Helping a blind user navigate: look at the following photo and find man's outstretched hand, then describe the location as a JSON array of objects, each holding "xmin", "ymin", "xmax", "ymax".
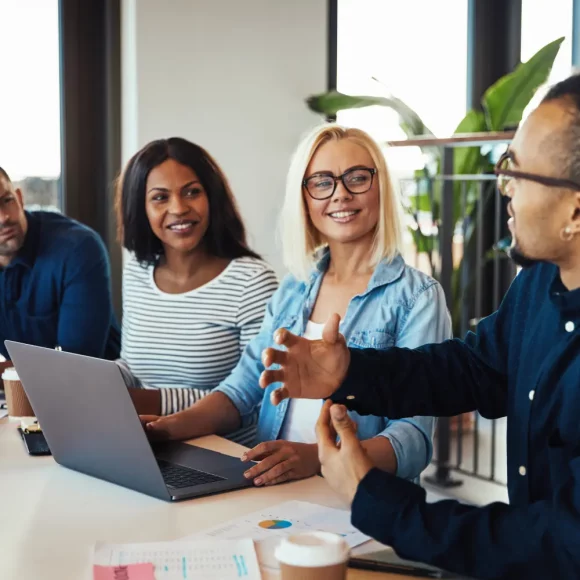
[{"xmin": 259, "ymin": 313, "xmax": 350, "ymax": 405}]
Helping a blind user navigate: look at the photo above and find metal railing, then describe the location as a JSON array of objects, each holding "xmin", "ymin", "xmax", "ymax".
[{"xmin": 388, "ymin": 132, "xmax": 516, "ymax": 487}]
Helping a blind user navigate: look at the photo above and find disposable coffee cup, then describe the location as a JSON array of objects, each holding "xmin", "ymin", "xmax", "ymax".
[
  {"xmin": 2, "ymin": 367, "xmax": 34, "ymax": 417},
  {"xmin": 275, "ymin": 532, "xmax": 350, "ymax": 580}
]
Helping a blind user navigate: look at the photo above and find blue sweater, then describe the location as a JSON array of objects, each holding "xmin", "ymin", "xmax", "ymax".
[
  {"xmin": 0, "ymin": 211, "xmax": 120, "ymax": 360},
  {"xmin": 334, "ymin": 261, "xmax": 580, "ymax": 579}
]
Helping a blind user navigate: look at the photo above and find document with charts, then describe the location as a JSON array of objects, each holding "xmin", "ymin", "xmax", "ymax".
[
  {"xmin": 182, "ymin": 500, "xmax": 369, "ymax": 570},
  {"xmin": 93, "ymin": 538, "xmax": 261, "ymax": 579}
]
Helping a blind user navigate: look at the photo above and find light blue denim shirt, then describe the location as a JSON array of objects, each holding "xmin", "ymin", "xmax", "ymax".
[{"xmin": 215, "ymin": 250, "xmax": 452, "ymax": 481}]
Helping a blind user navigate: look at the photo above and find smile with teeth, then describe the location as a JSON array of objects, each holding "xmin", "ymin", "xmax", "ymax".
[
  {"xmin": 168, "ymin": 221, "xmax": 196, "ymax": 231},
  {"xmin": 328, "ymin": 209, "xmax": 360, "ymax": 222}
]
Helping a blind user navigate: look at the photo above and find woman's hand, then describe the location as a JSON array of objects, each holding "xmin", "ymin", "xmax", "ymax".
[
  {"xmin": 241, "ymin": 440, "xmax": 320, "ymax": 486},
  {"xmin": 139, "ymin": 414, "xmax": 191, "ymax": 441}
]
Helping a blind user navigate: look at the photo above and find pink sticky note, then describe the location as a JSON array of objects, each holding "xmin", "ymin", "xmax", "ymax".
[{"xmin": 93, "ymin": 563, "xmax": 155, "ymax": 580}]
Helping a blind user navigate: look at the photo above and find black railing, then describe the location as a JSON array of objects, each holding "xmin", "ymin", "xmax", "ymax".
[{"xmin": 389, "ymin": 133, "xmax": 516, "ymax": 487}]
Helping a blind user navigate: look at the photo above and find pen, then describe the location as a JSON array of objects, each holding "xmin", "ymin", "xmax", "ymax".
[{"xmin": 348, "ymin": 558, "xmax": 443, "ymax": 578}]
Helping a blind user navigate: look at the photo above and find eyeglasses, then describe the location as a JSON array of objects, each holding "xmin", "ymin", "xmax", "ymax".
[
  {"xmin": 302, "ymin": 167, "xmax": 377, "ymax": 200},
  {"xmin": 494, "ymin": 152, "xmax": 580, "ymax": 196}
]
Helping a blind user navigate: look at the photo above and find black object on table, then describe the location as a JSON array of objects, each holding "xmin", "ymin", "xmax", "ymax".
[
  {"xmin": 349, "ymin": 549, "xmax": 470, "ymax": 578},
  {"xmin": 17, "ymin": 427, "xmax": 51, "ymax": 456}
]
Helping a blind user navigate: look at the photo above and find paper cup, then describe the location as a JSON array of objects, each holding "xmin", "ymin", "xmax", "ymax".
[
  {"xmin": 2, "ymin": 367, "xmax": 34, "ymax": 417},
  {"xmin": 275, "ymin": 532, "xmax": 350, "ymax": 580}
]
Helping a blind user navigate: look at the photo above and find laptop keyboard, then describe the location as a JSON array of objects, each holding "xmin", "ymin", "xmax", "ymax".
[{"xmin": 157, "ymin": 459, "xmax": 226, "ymax": 489}]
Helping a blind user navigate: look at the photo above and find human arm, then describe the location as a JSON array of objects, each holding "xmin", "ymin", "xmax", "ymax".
[
  {"xmin": 317, "ymin": 400, "xmax": 580, "ymax": 580},
  {"xmin": 261, "ymin": 273, "xmax": 521, "ymax": 420},
  {"xmin": 143, "ymin": 391, "xmax": 241, "ymax": 440},
  {"xmin": 56, "ymin": 234, "xmax": 116, "ymax": 357},
  {"xmin": 352, "ymin": 462, "xmax": 580, "ymax": 579}
]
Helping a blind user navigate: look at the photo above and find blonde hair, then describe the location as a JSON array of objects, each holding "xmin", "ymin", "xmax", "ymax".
[{"xmin": 280, "ymin": 124, "xmax": 403, "ymax": 280}]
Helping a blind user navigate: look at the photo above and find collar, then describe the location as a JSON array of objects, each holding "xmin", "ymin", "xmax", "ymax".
[
  {"xmin": 549, "ymin": 268, "xmax": 580, "ymax": 318},
  {"xmin": 311, "ymin": 246, "xmax": 405, "ymax": 293},
  {"xmin": 7, "ymin": 211, "xmax": 40, "ymax": 270}
]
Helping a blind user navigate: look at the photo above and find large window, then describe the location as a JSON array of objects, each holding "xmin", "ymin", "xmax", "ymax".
[
  {"xmin": 521, "ymin": 0, "xmax": 573, "ymax": 85},
  {"xmin": 0, "ymin": 0, "xmax": 61, "ymax": 210},
  {"xmin": 336, "ymin": 0, "xmax": 469, "ymax": 175}
]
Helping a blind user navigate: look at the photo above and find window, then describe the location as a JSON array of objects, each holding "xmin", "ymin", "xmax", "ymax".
[
  {"xmin": 336, "ymin": 0, "xmax": 469, "ymax": 175},
  {"xmin": 0, "ymin": 0, "xmax": 61, "ymax": 210},
  {"xmin": 521, "ymin": 0, "xmax": 573, "ymax": 86}
]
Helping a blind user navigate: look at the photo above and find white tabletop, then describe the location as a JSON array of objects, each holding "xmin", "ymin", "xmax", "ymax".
[{"xmin": 0, "ymin": 417, "xmax": 398, "ymax": 580}]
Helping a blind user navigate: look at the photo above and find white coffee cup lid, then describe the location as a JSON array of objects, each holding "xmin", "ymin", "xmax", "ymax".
[
  {"xmin": 2, "ymin": 367, "xmax": 19, "ymax": 380},
  {"xmin": 275, "ymin": 532, "xmax": 350, "ymax": 567}
]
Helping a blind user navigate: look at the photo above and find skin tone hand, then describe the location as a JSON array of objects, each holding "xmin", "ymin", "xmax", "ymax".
[
  {"xmin": 139, "ymin": 392, "xmax": 242, "ymax": 441},
  {"xmin": 139, "ymin": 414, "xmax": 186, "ymax": 441},
  {"xmin": 240, "ymin": 441, "xmax": 320, "ymax": 486},
  {"xmin": 316, "ymin": 400, "xmax": 374, "ymax": 505},
  {"xmin": 260, "ymin": 313, "xmax": 351, "ymax": 405}
]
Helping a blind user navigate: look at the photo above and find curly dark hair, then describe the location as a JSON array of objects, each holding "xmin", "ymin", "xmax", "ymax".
[{"xmin": 116, "ymin": 137, "xmax": 260, "ymax": 265}]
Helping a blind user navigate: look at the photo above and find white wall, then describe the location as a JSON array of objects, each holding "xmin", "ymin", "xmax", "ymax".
[{"xmin": 121, "ymin": 0, "xmax": 328, "ymax": 274}]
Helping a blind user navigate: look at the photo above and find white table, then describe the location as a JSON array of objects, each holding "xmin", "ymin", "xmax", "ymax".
[{"xmin": 0, "ymin": 417, "xmax": 402, "ymax": 580}]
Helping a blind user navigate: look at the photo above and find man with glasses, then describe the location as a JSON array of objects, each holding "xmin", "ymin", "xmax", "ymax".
[
  {"xmin": 259, "ymin": 73, "xmax": 580, "ymax": 579},
  {"xmin": 0, "ymin": 167, "xmax": 120, "ymax": 361}
]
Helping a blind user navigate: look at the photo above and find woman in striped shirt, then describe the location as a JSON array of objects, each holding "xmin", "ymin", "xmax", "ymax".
[{"xmin": 116, "ymin": 137, "xmax": 278, "ymax": 445}]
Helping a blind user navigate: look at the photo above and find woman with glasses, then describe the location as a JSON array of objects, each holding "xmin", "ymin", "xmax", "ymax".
[{"xmin": 142, "ymin": 125, "xmax": 451, "ymax": 486}]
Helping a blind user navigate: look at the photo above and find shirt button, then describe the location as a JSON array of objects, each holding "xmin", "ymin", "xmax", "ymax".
[
  {"xmin": 346, "ymin": 395, "xmax": 355, "ymax": 400},
  {"xmin": 565, "ymin": 321, "xmax": 575, "ymax": 332},
  {"xmin": 529, "ymin": 390, "xmax": 535, "ymax": 401},
  {"xmin": 519, "ymin": 465, "xmax": 527, "ymax": 476}
]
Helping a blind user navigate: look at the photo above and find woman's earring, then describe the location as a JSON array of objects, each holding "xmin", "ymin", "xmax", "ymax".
[{"xmin": 560, "ymin": 226, "xmax": 575, "ymax": 242}]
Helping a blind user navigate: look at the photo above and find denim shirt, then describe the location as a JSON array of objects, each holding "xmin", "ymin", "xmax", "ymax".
[{"xmin": 215, "ymin": 250, "xmax": 452, "ymax": 480}]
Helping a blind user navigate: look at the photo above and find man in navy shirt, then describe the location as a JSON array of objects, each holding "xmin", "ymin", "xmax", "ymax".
[
  {"xmin": 260, "ymin": 74, "xmax": 580, "ymax": 579},
  {"xmin": 0, "ymin": 167, "xmax": 120, "ymax": 360}
]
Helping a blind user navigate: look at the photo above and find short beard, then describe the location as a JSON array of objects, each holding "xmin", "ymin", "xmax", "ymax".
[{"xmin": 508, "ymin": 242, "xmax": 538, "ymax": 269}]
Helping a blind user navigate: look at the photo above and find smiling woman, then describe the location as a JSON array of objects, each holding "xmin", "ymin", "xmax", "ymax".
[{"xmin": 115, "ymin": 138, "xmax": 278, "ymax": 445}]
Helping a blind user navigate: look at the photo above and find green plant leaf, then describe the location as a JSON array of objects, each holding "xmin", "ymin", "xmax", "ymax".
[
  {"xmin": 482, "ymin": 37, "xmax": 564, "ymax": 131},
  {"xmin": 453, "ymin": 109, "xmax": 487, "ymax": 176},
  {"xmin": 407, "ymin": 192, "xmax": 434, "ymax": 213},
  {"xmin": 412, "ymin": 230, "xmax": 435, "ymax": 254},
  {"xmin": 306, "ymin": 90, "xmax": 435, "ymax": 137}
]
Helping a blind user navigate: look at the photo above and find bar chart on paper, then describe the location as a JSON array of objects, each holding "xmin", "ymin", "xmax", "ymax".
[{"xmin": 93, "ymin": 539, "xmax": 261, "ymax": 579}]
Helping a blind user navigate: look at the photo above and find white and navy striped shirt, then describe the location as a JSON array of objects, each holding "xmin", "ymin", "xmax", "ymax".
[{"xmin": 119, "ymin": 254, "xmax": 278, "ymax": 445}]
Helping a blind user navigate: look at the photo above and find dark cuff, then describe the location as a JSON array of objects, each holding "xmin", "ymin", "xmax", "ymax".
[
  {"xmin": 351, "ymin": 467, "xmax": 424, "ymax": 544},
  {"xmin": 330, "ymin": 348, "xmax": 368, "ymax": 410}
]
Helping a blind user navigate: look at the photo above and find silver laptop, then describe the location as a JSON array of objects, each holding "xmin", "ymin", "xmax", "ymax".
[{"xmin": 5, "ymin": 341, "xmax": 253, "ymax": 501}]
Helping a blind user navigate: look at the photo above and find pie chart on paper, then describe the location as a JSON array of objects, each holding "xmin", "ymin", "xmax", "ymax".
[{"xmin": 258, "ymin": 519, "xmax": 293, "ymax": 530}]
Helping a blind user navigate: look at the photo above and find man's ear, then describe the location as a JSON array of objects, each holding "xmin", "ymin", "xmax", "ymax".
[{"xmin": 14, "ymin": 188, "xmax": 24, "ymax": 208}]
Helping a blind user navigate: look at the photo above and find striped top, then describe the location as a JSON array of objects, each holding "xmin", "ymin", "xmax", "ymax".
[{"xmin": 119, "ymin": 254, "xmax": 278, "ymax": 444}]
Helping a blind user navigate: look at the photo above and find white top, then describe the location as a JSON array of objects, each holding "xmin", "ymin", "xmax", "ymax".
[
  {"xmin": 120, "ymin": 255, "xmax": 278, "ymax": 432},
  {"xmin": 279, "ymin": 321, "xmax": 325, "ymax": 444}
]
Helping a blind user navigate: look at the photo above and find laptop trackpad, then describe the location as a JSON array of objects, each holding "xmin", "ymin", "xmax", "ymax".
[{"xmin": 152, "ymin": 441, "xmax": 246, "ymax": 474}]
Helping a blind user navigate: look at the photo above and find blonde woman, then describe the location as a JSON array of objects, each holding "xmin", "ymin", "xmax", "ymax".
[{"xmin": 142, "ymin": 124, "xmax": 451, "ymax": 487}]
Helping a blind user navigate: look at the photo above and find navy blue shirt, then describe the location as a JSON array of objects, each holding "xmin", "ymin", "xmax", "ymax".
[
  {"xmin": 335, "ymin": 262, "xmax": 580, "ymax": 579},
  {"xmin": 0, "ymin": 211, "xmax": 120, "ymax": 360}
]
